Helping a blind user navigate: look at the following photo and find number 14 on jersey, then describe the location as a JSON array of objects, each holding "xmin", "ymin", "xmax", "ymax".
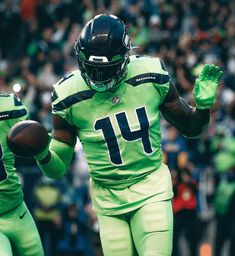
[{"xmin": 94, "ymin": 106, "xmax": 153, "ymax": 165}]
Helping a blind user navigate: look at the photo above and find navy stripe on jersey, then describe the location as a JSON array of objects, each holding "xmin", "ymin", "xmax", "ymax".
[
  {"xmin": 53, "ymin": 90, "xmax": 95, "ymax": 111},
  {"xmin": 125, "ymin": 73, "xmax": 170, "ymax": 86},
  {"xmin": 0, "ymin": 93, "xmax": 10, "ymax": 97},
  {"xmin": 58, "ymin": 74, "xmax": 74, "ymax": 85},
  {"xmin": 160, "ymin": 60, "xmax": 167, "ymax": 71},
  {"xmin": 14, "ymin": 95, "xmax": 23, "ymax": 106},
  {"xmin": 51, "ymin": 90, "xmax": 58, "ymax": 103},
  {"xmin": 0, "ymin": 109, "xmax": 27, "ymax": 120}
]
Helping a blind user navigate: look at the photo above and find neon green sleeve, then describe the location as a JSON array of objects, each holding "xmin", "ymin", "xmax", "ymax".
[{"xmin": 36, "ymin": 138, "xmax": 74, "ymax": 179}]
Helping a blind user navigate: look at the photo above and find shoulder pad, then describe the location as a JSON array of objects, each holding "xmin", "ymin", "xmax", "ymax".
[
  {"xmin": 51, "ymin": 70, "xmax": 95, "ymax": 111},
  {"xmin": 126, "ymin": 55, "xmax": 170, "ymax": 86},
  {"xmin": 0, "ymin": 94, "xmax": 27, "ymax": 120}
]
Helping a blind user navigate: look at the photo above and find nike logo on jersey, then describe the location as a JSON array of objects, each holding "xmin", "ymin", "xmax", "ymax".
[{"xmin": 19, "ymin": 210, "xmax": 27, "ymax": 219}]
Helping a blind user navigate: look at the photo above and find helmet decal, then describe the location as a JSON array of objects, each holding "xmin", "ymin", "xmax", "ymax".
[{"xmin": 89, "ymin": 56, "xmax": 109, "ymax": 62}]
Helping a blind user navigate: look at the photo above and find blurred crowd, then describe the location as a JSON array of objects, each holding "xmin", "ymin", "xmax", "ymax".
[{"xmin": 0, "ymin": 0, "xmax": 235, "ymax": 255}]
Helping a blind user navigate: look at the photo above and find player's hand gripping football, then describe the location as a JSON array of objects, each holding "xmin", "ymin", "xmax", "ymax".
[
  {"xmin": 193, "ymin": 64, "xmax": 223, "ymax": 109},
  {"xmin": 7, "ymin": 120, "xmax": 50, "ymax": 159}
]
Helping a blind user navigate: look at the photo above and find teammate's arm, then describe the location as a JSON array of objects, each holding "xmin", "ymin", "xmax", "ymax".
[
  {"xmin": 160, "ymin": 64, "xmax": 223, "ymax": 138},
  {"xmin": 35, "ymin": 115, "xmax": 77, "ymax": 179}
]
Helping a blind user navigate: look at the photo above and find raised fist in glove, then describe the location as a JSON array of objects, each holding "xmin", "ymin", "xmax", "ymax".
[{"xmin": 193, "ymin": 64, "xmax": 223, "ymax": 109}]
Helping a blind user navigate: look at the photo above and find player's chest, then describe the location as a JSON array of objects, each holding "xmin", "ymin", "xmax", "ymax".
[{"xmin": 72, "ymin": 85, "xmax": 161, "ymax": 134}]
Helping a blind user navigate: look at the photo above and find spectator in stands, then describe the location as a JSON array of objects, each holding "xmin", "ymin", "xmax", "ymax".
[
  {"xmin": 57, "ymin": 203, "xmax": 93, "ymax": 256},
  {"xmin": 33, "ymin": 178, "xmax": 63, "ymax": 256},
  {"xmin": 213, "ymin": 169, "xmax": 235, "ymax": 256},
  {"xmin": 213, "ymin": 135, "xmax": 235, "ymax": 256},
  {"xmin": 162, "ymin": 125, "xmax": 188, "ymax": 172},
  {"xmin": 172, "ymin": 163, "xmax": 200, "ymax": 256}
]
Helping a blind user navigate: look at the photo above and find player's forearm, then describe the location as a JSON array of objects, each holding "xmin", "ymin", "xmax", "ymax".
[
  {"xmin": 161, "ymin": 64, "xmax": 223, "ymax": 138},
  {"xmin": 184, "ymin": 107, "xmax": 210, "ymax": 138},
  {"xmin": 37, "ymin": 151, "xmax": 68, "ymax": 179},
  {"xmin": 36, "ymin": 138, "xmax": 74, "ymax": 179},
  {"xmin": 161, "ymin": 98, "xmax": 210, "ymax": 138}
]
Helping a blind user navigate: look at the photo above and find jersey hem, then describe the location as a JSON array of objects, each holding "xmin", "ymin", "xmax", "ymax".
[
  {"xmin": 93, "ymin": 192, "xmax": 174, "ymax": 216},
  {"xmin": 0, "ymin": 199, "xmax": 23, "ymax": 217}
]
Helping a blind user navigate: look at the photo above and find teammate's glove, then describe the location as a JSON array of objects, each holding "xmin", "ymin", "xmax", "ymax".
[{"xmin": 193, "ymin": 64, "xmax": 223, "ymax": 109}]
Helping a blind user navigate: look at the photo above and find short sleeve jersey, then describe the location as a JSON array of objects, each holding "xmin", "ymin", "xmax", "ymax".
[
  {"xmin": 52, "ymin": 56, "xmax": 170, "ymax": 189},
  {"xmin": 0, "ymin": 93, "xmax": 28, "ymax": 214}
]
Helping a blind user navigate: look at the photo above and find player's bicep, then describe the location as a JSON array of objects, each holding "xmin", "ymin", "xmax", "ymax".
[{"xmin": 52, "ymin": 114, "xmax": 77, "ymax": 147}]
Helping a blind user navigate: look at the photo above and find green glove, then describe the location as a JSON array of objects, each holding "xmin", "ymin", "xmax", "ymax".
[{"xmin": 193, "ymin": 64, "xmax": 223, "ymax": 109}]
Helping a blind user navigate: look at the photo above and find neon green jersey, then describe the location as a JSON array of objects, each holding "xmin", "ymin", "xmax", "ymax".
[
  {"xmin": 52, "ymin": 56, "xmax": 170, "ymax": 189},
  {"xmin": 0, "ymin": 93, "xmax": 28, "ymax": 215}
]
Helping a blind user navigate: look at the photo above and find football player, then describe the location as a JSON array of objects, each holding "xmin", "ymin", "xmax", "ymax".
[
  {"xmin": 33, "ymin": 14, "xmax": 223, "ymax": 255},
  {"xmin": 0, "ymin": 93, "xmax": 44, "ymax": 256}
]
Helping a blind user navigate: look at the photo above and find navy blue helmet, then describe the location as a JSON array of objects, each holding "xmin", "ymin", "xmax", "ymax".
[{"xmin": 74, "ymin": 14, "xmax": 131, "ymax": 92}]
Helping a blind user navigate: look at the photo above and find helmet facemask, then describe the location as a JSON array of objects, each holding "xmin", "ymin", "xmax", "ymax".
[
  {"xmin": 78, "ymin": 54, "xmax": 130, "ymax": 92},
  {"xmin": 74, "ymin": 14, "xmax": 131, "ymax": 92}
]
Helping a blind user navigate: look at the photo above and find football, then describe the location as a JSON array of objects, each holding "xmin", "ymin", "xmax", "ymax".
[{"xmin": 7, "ymin": 120, "xmax": 49, "ymax": 157}]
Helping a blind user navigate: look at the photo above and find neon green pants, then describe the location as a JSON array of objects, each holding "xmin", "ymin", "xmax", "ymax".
[
  {"xmin": 0, "ymin": 201, "xmax": 44, "ymax": 256},
  {"xmin": 97, "ymin": 200, "xmax": 173, "ymax": 256}
]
